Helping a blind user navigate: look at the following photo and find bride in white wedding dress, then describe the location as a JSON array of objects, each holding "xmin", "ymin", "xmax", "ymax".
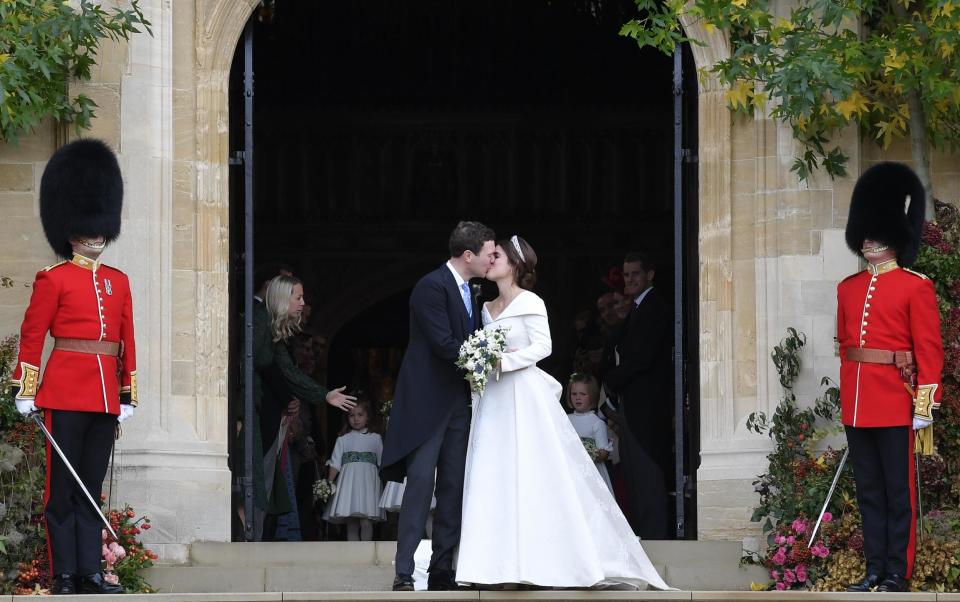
[{"xmin": 455, "ymin": 236, "xmax": 671, "ymax": 590}]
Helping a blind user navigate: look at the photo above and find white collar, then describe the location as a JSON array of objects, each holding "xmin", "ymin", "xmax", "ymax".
[
  {"xmin": 573, "ymin": 410, "xmax": 594, "ymax": 416},
  {"xmin": 445, "ymin": 261, "xmax": 467, "ymax": 288},
  {"xmin": 634, "ymin": 286, "xmax": 653, "ymax": 306}
]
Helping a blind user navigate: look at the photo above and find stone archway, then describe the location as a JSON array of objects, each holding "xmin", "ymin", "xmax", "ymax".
[{"xmin": 191, "ymin": 0, "xmax": 737, "ymax": 539}]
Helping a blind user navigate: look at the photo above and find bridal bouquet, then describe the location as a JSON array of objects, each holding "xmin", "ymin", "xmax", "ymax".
[
  {"xmin": 312, "ymin": 478, "xmax": 336, "ymax": 503},
  {"xmin": 582, "ymin": 439, "xmax": 602, "ymax": 462},
  {"xmin": 456, "ymin": 327, "xmax": 509, "ymax": 395}
]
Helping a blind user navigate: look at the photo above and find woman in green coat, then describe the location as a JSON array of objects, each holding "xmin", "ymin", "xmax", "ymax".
[{"xmin": 254, "ymin": 275, "xmax": 356, "ymax": 540}]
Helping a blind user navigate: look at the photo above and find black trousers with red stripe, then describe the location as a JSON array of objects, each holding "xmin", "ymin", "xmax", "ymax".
[
  {"xmin": 844, "ymin": 425, "xmax": 916, "ymax": 579},
  {"xmin": 44, "ymin": 410, "xmax": 116, "ymax": 576}
]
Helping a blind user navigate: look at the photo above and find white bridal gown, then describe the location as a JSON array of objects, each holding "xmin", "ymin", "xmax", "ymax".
[{"xmin": 455, "ymin": 291, "xmax": 670, "ymax": 590}]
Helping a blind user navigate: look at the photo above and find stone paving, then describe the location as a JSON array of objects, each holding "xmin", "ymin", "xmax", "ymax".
[{"xmin": 7, "ymin": 590, "xmax": 957, "ymax": 601}]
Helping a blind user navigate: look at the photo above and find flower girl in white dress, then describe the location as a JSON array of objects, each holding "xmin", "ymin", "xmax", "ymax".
[
  {"xmin": 322, "ymin": 400, "xmax": 385, "ymax": 540},
  {"xmin": 567, "ymin": 372, "xmax": 614, "ymax": 493},
  {"xmin": 455, "ymin": 236, "xmax": 670, "ymax": 590}
]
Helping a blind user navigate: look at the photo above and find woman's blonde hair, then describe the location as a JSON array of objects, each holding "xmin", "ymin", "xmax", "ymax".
[{"xmin": 265, "ymin": 274, "xmax": 303, "ymax": 343}]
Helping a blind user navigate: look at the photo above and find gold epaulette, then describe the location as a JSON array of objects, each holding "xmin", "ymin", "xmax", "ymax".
[
  {"xmin": 42, "ymin": 261, "xmax": 67, "ymax": 272},
  {"xmin": 903, "ymin": 268, "xmax": 929, "ymax": 280}
]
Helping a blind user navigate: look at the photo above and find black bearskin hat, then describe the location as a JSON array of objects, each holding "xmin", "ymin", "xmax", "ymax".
[
  {"xmin": 40, "ymin": 139, "xmax": 123, "ymax": 259},
  {"xmin": 845, "ymin": 161, "xmax": 925, "ymax": 267}
]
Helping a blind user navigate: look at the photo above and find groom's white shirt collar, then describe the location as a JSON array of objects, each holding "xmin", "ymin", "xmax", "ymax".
[
  {"xmin": 634, "ymin": 285, "xmax": 653, "ymax": 307},
  {"xmin": 446, "ymin": 261, "xmax": 467, "ymax": 288}
]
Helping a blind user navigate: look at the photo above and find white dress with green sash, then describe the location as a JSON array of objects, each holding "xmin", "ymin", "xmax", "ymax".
[{"xmin": 323, "ymin": 430, "xmax": 386, "ymax": 522}]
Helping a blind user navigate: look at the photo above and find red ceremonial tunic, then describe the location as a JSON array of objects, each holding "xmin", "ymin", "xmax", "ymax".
[
  {"xmin": 10, "ymin": 254, "xmax": 137, "ymax": 415},
  {"xmin": 837, "ymin": 260, "xmax": 943, "ymax": 427}
]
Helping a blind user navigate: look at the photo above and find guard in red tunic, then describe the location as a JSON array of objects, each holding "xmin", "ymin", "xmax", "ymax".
[
  {"xmin": 838, "ymin": 162, "xmax": 944, "ymax": 593},
  {"xmin": 8, "ymin": 139, "xmax": 135, "ymax": 595}
]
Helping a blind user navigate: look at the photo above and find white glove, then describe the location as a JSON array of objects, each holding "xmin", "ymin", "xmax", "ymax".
[
  {"xmin": 118, "ymin": 404, "xmax": 135, "ymax": 423},
  {"xmin": 913, "ymin": 416, "xmax": 933, "ymax": 431},
  {"xmin": 15, "ymin": 398, "xmax": 37, "ymax": 416}
]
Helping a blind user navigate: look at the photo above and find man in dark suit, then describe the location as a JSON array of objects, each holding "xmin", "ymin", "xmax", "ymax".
[
  {"xmin": 381, "ymin": 221, "xmax": 495, "ymax": 591},
  {"xmin": 602, "ymin": 251, "xmax": 674, "ymax": 539}
]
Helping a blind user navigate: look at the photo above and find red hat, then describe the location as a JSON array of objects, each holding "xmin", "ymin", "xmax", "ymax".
[{"xmin": 601, "ymin": 267, "xmax": 624, "ymax": 293}]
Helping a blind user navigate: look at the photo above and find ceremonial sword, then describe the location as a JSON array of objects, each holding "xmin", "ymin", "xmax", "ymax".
[
  {"xmin": 916, "ymin": 443, "xmax": 924, "ymax": 543},
  {"xmin": 808, "ymin": 447, "xmax": 849, "ymax": 548},
  {"xmin": 31, "ymin": 413, "xmax": 118, "ymax": 540}
]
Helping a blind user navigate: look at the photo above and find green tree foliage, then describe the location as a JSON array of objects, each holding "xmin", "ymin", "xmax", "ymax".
[
  {"xmin": 0, "ymin": 0, "xmax": 150, "ymax": 142},
  {"xmin": 0, "ymin": 335, "xmax": 46, "ymax": 594},
  {"xmin": 622, "ymin": 0, "xmax": 960, "ymax": 217}
]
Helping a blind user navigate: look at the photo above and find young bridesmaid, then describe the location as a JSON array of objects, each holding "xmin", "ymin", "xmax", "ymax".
[
  {"xmin": 566, "ymin": 373, "xmax": 614, "ymax": 492},
  {"xmin": 323, "ymin": 399, "xmax": 385, "ymax": 540}
]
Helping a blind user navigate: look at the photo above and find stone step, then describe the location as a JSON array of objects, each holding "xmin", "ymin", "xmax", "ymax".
[
  {"xmin": 185, "ymin": 541, "xmax": 747, "ymax": 568},
  {"xmin": 9, "ymin": 589, "xmax": 947, "ymax": 601},
  {"xmin": 188, "ymin": 541, "xmax": 389, "ymax": 567},
  {"xmin": 141, "ymin": 541, "xmax": 769, "ymax": 593},
  {"xmin": 144, "ymin": 566, "xmax": 688, "ymax": 594}
]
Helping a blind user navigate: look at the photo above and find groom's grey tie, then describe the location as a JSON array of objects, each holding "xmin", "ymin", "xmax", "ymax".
[{"xmin": 460, "ymin": 282, "xmax": 473, "ymax": 318}]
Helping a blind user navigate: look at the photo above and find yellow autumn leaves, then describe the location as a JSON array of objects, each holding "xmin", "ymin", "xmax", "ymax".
[
  {"xmin": 724, "ymin": 79, "xmax": 908, "ymax": 149},
  {"xmin": 834, "ymin": 91, "xmax": 869, "ymax": 119},
  {"xmin": 883, "ymin": 48, "xmax": 908, "ymax": 75},
  {"xmin": 930, "ymin": 0, "xmax": 956, "ymax": 18},
  {"xmin": 725, "ymin": 80, "xmax": 767, "ymax": 112}
]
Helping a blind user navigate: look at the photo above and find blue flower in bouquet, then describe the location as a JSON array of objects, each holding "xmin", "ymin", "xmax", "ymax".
[{"xmin": 456, "ymin": 327, "xmax": 510, "ymax": 395}]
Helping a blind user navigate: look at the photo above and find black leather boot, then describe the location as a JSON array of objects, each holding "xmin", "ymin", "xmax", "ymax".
[
  {"xmin": 878, "ymin": 574, "xmax": 908, "ymax": 592},
  {"xmin": 846, "ymin": 573, "xmax": 883, "ymax": 592},
  {"xmin": 427, "ymin": 569, "xmax": 459, "ymax": 591},
  {"xmin": 51, "ymin": 574, "xmax": 76, "ymax": 595},
  {"xmin": 77, "ymin": 572, "xmax": 125, "ymax": 594},
  {"xmin": 392, "ymin": 573, "xmax": 414, "ymax": 591}
]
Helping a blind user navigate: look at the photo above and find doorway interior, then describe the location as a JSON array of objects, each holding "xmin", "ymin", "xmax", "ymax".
[{"xmin": 227, "ymin": 0, "xmax": 700, "ymax": 541}]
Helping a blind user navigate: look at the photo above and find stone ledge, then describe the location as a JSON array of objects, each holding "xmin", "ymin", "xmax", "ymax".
[
  {"xmin": 11, "ymin": 591, "xmax": 956, "ymax": 601},
  {"xmin": 190, "ymin": 542, "xmax": 383, "ymax": 567},
  {"xmin": 147, "ymin": 541, "xmax": 765, "ymax": 594}
]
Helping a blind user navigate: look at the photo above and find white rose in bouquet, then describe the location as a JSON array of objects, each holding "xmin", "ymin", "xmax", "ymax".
[{"xmin": 456, "ymin": 327, "xmax": 510, "ymax": 395}]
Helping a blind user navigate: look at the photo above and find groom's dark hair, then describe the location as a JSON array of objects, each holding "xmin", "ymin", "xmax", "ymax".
[{"xmin": 448, "ymin": 221, "xmax": 495, "ymax": 258}]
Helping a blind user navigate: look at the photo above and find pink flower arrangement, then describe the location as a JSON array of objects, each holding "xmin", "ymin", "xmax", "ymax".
[
  {"xmin": 809, "ymin": 542, "xmax": 830, "ymax": 558},
  {"xmin": 101, "ymin": 530, "xmax": 129, "ymax": 581},
  {"xmin": 764, "ymin": 514, "xmax": 833, "ymax": 590},
  {"xmin": 791, "ymin": 517, "xmax": 808, "ymax": 534},
  {"xmin": 99, "ymin": 504, "xmax": 158, "ymax": 592}
]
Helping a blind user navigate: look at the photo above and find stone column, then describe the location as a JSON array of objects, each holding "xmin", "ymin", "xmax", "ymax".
[
  {"xmin": 100, "ymin": 0, "xmax": 231, "ymax": 562},
  {"xmin": 672, "ymin": 7, "xmax": 869, "ymax": 545},
  {"xmin": 695, "ymin": 106, "xmax": 862, "ymax": 544}
]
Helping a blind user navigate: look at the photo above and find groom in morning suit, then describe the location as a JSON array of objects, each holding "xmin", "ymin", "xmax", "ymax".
[{"xmin": 381, "ymin": 221, "xmax": 496, "ymax": 591}]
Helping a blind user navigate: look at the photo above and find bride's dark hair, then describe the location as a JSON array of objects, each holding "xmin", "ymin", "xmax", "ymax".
[{"xmin": 499, "ymin": 236, "xmax": 538, "ymax": 290}]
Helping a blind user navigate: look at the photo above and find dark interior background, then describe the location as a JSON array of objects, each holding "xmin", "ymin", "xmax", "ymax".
[{"xmin": 228, "ymin": 0, "xmax": 700, "ymax": 538}]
